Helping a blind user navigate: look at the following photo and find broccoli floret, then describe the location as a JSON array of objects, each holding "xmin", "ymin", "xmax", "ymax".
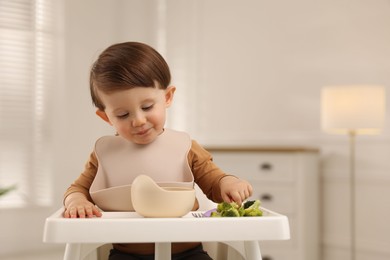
[
  {"xmin": 210, "ymin": 211, "xmax": 221, "ymax": 217},
  {"xmin": 243, "ymin": 200, "xmax": 262, "ymax": 216},
  {"xmin": 230, "ymin": 201, "xmax": 240, "ymax": 209},
  {"xmin": 238, "ymin": 206, "xmax": 245, "ymax": 216},
  {"xmin": 243, "ymin": 200, "xmax": 256, "ymax": 209},
  {"xmin": 245, "ymin": 208, "xmax": 263, "ymax": 216},
  {"xmin": 214, "ymin": 201, "xmax": 241, "ymax": 217},
  {"xmin": 211, "ymin": 199, "xmax": 263, "ymax": 217},
  {"xmin": 217, "ymin": 202, "xmax": 233, "ymax": 212},
  {"xmin": 221, "ymin": 208, "xmax": 240, "ymax": 217}
]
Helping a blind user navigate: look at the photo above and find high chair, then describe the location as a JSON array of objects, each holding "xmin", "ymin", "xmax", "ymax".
[
  {"xmin": 95, "ymin": 184, "xmax": 247, "ymax": 260},
  {"xmin": 43, "ymin": 184, "xmax": 290, "ymax": 260}
]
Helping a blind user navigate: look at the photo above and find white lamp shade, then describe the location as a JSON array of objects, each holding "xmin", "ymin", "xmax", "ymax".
[{"xmin": 321, "ymin": 85, "xmax": 386, "ymax": 135}]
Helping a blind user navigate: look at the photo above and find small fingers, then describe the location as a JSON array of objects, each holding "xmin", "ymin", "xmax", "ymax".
[
  {"xmin": 247, "ymin": 183, "xmax": 253, "ymax": 197},
  {"xmin": 229, "ymin": 191, "xmax": 243, "ymax": 206},
  {"xmin": 221, "ymin": 193, "xmax": 232, "ymax": 203},
  {"xmin": 64, "ymin": 205, "xmax": 101, "ymax": 219},
  {"xmin": 220, "ymin": 179, "xmax": 254, "ymax": 205},
  {"xmin": 87, "ymin": 205, "xmax": 102, "ymax": 217},
  {"xmin": 63, "ymin": 209, "xmax": 70, "ymax": 218},
  {"xmin": 243, "ymin": 189, "xmax": 250, "ymax": 199},
  {"xmin": 64, "ymin": 206, "xmax": 86, "ymax": 218},
  {"xmin": 85, "ymin": 207, "xmax": 94, "ymax": 218},
  {"xmin": 234, "ymin": 188, "xmax": 252, "ymax": 205},
  {"xmin": 63, "ymin": 207, "xmax": 79, "ymax": 218},
  {"xmin": 92, "ymin": 206, "xmax": 103, "ymax": 217},
  {"xmin": 76, "ymin": 206, "xmax": 87, "ymax": 218},
  {"xmin": 79, "ymin": 205, "xmax": 102, "ymax": 218}
]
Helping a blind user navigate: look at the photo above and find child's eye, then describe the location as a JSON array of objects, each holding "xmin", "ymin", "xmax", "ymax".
[
  {"xmin": 142, "ymin": 104, "xmax": 154, "ymax": 111},
  {"xmin": 117, "ymin": 113, "xmax": 129, "ymax": 119}
]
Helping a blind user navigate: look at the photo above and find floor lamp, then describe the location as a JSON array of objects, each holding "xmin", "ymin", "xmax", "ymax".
[{"xmin": 321, "ymin": 85, "xmax": 386, "ymax": 260}]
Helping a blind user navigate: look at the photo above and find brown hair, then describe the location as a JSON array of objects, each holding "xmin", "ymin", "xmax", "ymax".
[{"xmin": 90, "ymin": 42, "xmax": 171, "ymax": 110}]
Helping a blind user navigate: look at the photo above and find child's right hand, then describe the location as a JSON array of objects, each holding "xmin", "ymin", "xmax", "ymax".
[{"xmin": 63, "ymin": 193, "xmax": 102, "ymax": 218}]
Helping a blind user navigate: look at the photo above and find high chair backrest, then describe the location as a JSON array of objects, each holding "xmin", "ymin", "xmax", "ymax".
[{"xmin": 194, "ymin": 183, "xmax": 218, "ymax": 211}]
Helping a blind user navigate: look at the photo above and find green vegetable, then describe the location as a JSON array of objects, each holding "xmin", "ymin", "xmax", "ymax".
[
  {"xmin": 243, "ymin": 199, "xmax": 262, "ymax": 216},
  {"xmin": 217, "ymin": 202, "xmax": 233, "ymax": 212},
  {"xmin": 243, "ymin": 200, "xmax": 256, "ymax": 209},
  {"xmin": 238, "ymin": 206, "xmax": 245, "ymax": 216},
  {"xmin": 215, "ymin": 201, "xmax": 240, "ymax": 217},
  {"xmin": 210, "ymin": 211, "xmax": 221, "ymax": 217},
  {"xmin": 211, "ymin": 199, "xmax": 263, "ymax": 217},
  {"xmin": 223, "ymin": 208, "xmax": 241, "ymax": 217}
]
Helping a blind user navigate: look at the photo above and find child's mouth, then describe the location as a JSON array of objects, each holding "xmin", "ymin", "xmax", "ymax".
[{"xmin": 136, "ymin": 128, "xmax": 150, "ymax": 136}]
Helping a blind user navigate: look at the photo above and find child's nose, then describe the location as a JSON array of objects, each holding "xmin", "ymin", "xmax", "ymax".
[{"xmin": 132, "ymin": 113, "xmax": 146, "ymax": 127}]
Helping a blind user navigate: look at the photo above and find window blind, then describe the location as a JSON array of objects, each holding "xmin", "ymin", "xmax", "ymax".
[{"xmin": 0, "ymin": 0, "xmax": 58, "ymax": 207}]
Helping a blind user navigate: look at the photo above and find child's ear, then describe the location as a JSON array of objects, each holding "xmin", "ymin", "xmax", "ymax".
[
  {"xmin": 96, "ymin": 109, "xmax": 112, "ymax": 125},
  {"xmin": 165, "ymin": 86, "xmax": 176, "ymax": 107}
]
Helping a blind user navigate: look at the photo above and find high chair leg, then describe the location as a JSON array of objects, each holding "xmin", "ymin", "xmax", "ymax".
[
  {"xmin": 244, "ymin": 241, "xmax": 262, "ymax": 260},
  {"xmin": 64, "ymin": 244, "xmax": 81, "ymax": 260}
]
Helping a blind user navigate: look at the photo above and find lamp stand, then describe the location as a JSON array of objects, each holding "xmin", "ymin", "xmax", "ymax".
[{"xmin": 349, "ymin": 130, "xmax": 356, "ymax": 260}]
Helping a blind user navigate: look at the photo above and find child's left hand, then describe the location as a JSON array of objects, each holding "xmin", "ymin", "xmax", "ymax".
[{"xmin": 219, "ymin": 176, "xmax": 253, "ymax": 205}]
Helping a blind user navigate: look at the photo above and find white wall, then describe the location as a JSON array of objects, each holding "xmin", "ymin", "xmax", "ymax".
[
  {"xmin": 3, "ymin": 0, "xmax": 389, "ymax": 259},
  {"xmin": 174, "ymin": 2, "xmax": 390, "ymax": 259}
]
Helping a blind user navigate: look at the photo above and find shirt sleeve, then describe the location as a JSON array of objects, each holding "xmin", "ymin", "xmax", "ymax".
[
  {"xmin": 188, "ymin": 140, "xmax": 229, "ymax": 203},
  {"xmin": 63, "ymin": 151, "xmax": 98, "ymax": 204}
]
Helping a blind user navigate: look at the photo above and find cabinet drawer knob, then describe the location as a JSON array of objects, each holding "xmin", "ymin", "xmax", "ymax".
[
  {"xmin": 260, "ymin": 162, "xmax": 272, "ymax": 171},
  {"xmin": 260, "ymin": 193, "xmax": 273, "ymax": 201}
]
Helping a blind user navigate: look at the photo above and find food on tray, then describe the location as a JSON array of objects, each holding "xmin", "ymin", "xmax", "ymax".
[{"xmin": 210, "ymin": 200, "xmax": 263, "ymax": 217}]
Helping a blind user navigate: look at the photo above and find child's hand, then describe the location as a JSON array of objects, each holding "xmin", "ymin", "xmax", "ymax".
[
  {"xmin": 219, "ymin": 176, "xmax": 253, "ymax": 205},
  {"xmin": 63, "ymin": 193, "xmax": 102, "ymax": 218}
]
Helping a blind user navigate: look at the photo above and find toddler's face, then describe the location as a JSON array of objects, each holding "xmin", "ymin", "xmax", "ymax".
[{"xmin": 96, "ymin": 86, "xmax": 175, "ymax": 145}]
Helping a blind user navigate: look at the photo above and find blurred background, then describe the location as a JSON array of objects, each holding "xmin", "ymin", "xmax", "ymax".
[{"xmin": 0, "ymin": 0, "xmax": 389, "ymax": 259}]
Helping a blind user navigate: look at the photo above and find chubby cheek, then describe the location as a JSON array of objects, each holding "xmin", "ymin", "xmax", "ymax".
[
  {"xmin": 150, "ymin": 111, "xmax": 166, "ymax": 130},
  {"xmin": 112, "ymin": 122, "xmax": 130, "ymax": 137}
]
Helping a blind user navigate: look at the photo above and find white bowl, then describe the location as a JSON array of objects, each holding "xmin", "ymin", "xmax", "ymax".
[{"xmin": 131, "ymin": 175, "xmax": 195, "ymax": 218}]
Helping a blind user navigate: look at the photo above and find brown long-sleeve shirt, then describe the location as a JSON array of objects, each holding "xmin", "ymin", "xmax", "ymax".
[{"xmin": 64, "ymin": 139, "xmax": 229, "ymax": 255}]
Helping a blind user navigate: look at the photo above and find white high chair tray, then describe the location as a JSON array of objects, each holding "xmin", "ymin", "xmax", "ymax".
[
  {"xmin": 43, "ymin": 207, "xmax": 289, "ymax": 260},
  {"xmin": 44, "ymin": 207, "xmax": 289, "ymax": 243}
]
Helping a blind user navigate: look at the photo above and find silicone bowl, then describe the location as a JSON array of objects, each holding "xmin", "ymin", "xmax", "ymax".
[{"xmin": 131, "ymin": 175, "xmax": 195, "ymax": 218}]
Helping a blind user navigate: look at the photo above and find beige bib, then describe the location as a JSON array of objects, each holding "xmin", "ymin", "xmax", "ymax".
[{"xmin": 90, "ymin": 129, "xmax": 194, "ymax": 211}]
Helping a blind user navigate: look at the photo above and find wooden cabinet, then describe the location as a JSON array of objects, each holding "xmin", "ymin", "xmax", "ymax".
[{"xmin": 206, "ymin": 147, "xmax": 320, "ymax": 260}]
